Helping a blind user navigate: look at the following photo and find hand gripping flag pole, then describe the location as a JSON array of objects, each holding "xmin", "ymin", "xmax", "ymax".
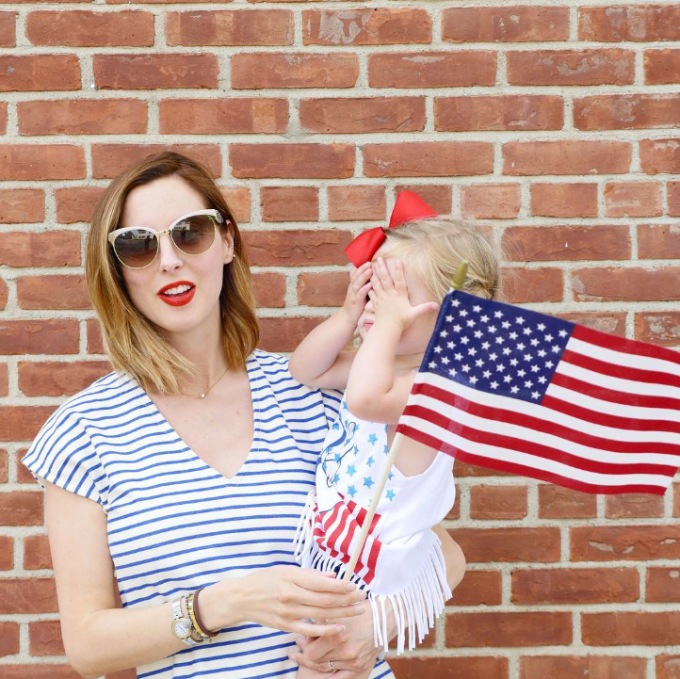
[{"xmin": 342, "ymin": 262, "xmax": 469, "ymax": 582}]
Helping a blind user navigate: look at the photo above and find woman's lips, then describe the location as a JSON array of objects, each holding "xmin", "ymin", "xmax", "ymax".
[{"xmin": 157, "ymin": 282, "xmax": 196, "ymax": 307}]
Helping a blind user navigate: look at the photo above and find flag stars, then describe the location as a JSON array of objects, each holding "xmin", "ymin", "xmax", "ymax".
[
  {"xmin": 482, "ymin": 341, "xmax": 491, "ymax": 350},
  {"xmin": 453, "ymin": 324, "xmax": 462, "ymax": 333},
  {"xmin": 460, "ymin": 336, "xmax": 470, "ymax": 345},
  {"xmin": 510, "ymin": 358, "xmax": 519, "ymax": 367},
  {"xmin": 552, "ymin": 345, "xmax": 561, "ymax": 353},
  {"xmin": 491, "ymin": 381, "xmax": 499, "ymax": 389},
  {"xmin": 474, "ymin": 330, "xmax": 483, "ymax": 339},
  {"xmin": 489, "ymin": 326, "xmax": 497, "ymax": 334},
  {"xmin": 446, "ymin": 315, "xmax": 453, "ymax": 322},
  {"xmin": 503, "ymin": 374, "xmax": 512, "ymax": 383},
  {"xmin": 538, "ymin": 376, "xmax": 547, "ymax": 384},
  {"xmin": 531, "ymin": 391, "xmax": 541, "ymax": 399},
  {"xmin": 447, "ymin": 341, "xmax": 455, "ymax": 349},
  {"xmin": 517, "ymin": 342, "xmax": 526, "ymax": 351},
  {"xmin": 462, "ymin": 364, "xmax": 471, "ymax": 373},
  {"xmin": 468, "ymin": 347, "xmax": 478, "ymax": 356},
  {"xmin": 434, "ymin": 346, "xmax": 442, "ymax": 354},
  {"xmin": 460, "ymin": 309, "xmax": 468, "ymax": 317},
  {"xmin": 494, "ymin": 310, "xmax": 503, "ymax": 318},
  {"xmin": 509, "ymin": 332, "xmax": 518, "ymax": 340},
  {"xmin": 531, "ymin": 338, "xmax": 540, "ymax": 347},
  {"xmin": 517, "ymin": 317, "xmax": 525, "ymax": 325},
  {"xmin": 470, "ymin": 376, "xmax": 478, "ymax": 385},
  {"xmin": 455, "ymin": 352, "xmax": 463, "ymax": 361},
  {"xmin": 518, "ymin": 369, "xmax": 526, "ymax": 377},
  {"xmin": 559, "ymin": 329, "xmax": 568, "ymax": 338},
  {"xmin": 511, "ymin": 385, "xmax": 519, "ymax": 394},
  {"xmin": 524, "ymin": 380, "xmax": 533, "ymax": 388},
  {"xmin": 473, "ymin": 305, "xmax": 481, "ymax": 313},
  {"xmin": 496, "ymin": 364, "xmax": 506, "ymax": 372},
  {"xmin": 545, "ymin": 334, "xmax": 554, "ymax": 342},
  {"xmin": 466, "ymin": 319, "xmax": 476, "ymax": 328},
  {"xmin": 531, "ymin": 365, "xmax": 540, "ymax": 373},
  {"xmin": 483, "ymin": 370, "xmax": 491, "ymax": 378},
  {"xmin": 489, "ymin": 352, "xmax": 498, "ymax": 361},
  {"xmin": 524, "ymin": 354, "xmax": 533, "ymax": 362},
  {"xmin": 442, "ymin": 357, "xmax": 450, "ymax": 365},
  {"xmin": 538, "ymin": 323, "xmax": 546, "ymax": 331},
  {"xmin": 440, "ymin": 330, "xmax": 449, "ymax": 338},
  {"xmin": 481, "ymin": 314, "xmax": 489, "ymax": 322},
  {"xmin": 523, "ymin": 327, "xmax": 532, "ymax": 336},
  {"xmin": 475, "ymin": 358, "xmax": 484, "ymax": 368},
  {"xmin": 429, "ymin": 361, "xmax": 437, "ymax": 369},
  {"xmin": 449, "ymin": 368, "xmax": 457, "ymax": 377}
]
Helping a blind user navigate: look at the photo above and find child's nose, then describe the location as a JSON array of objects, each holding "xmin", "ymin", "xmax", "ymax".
[{"xmin": 364, "ymin": 298, "xmax": 374, "ymax": 313}]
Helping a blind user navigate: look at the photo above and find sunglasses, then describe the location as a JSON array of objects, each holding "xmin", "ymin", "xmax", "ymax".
[{"xmin": 108, "ymin": 209, "xmax": 224, "ymax": 269}]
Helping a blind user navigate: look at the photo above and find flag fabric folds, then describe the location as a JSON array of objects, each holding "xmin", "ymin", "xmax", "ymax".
[{"xmin": 396, "ymin": 290, "xmax": 680, "ymax": 495}]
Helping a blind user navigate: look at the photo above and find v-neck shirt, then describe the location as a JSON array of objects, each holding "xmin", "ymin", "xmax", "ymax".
[{"xmin": 23, "ymin": 350, "xmax": 394, "ymax": 679}]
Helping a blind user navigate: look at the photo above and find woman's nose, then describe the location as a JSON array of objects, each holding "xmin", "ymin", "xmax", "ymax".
[{"xmin": 157, "ymin": 233, "xmax": 183, "ymax": 272}]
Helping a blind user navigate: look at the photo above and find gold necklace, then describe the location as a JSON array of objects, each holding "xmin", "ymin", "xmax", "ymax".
[{"xmin": 185, "ymin": 366, "xmax": 230, "ymax": 399}]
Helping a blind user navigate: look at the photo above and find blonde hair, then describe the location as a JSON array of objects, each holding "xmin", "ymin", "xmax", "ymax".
[
  {"xmin": 86, "ymin": 151, "xmax": 259, "ymax": 395},
  {"xmin": 382, "ymin": 217, "xmax": 499, "ymax": 302}
]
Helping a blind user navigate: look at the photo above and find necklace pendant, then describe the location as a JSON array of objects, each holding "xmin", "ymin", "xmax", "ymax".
[{"xmin": 200, "ymin": 393, "xmax": 206, "ymax": 399}]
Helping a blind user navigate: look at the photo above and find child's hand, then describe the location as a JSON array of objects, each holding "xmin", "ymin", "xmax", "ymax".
[
  {"xmin": 370, "ymin": 257, "xmax": 439, "ymax": 331},
  {"xmin": 339, "ymin": 262, "xmax": 373, "ymax": 328}
]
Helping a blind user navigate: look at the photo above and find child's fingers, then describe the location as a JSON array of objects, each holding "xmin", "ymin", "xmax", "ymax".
[
  {"xmin": 390, "ymin": 259, "xmax": 407, "ymax": 292},
  {"xmin": 350, "ymin": 262, "xmax": 371, "ymax": 284},
  {"xmin": 375, "ymin": 258, "xmax": 395, "ymax": 290},
  {"xmin": 413, "ymin": 302, "xmax": 440, "ymax": 318},
  {"xmin": 357, "ymin": 282, "xmax": 372, "ymax": 300}
]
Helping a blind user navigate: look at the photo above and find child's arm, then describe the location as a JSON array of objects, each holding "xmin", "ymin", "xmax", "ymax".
[
  {"xmin": 345, "ymin": 257, "xmax": 438, "ymax": 424},
  {"xmin": 289, "ymin": 263, "xmax": 372, "ymax": 390}
]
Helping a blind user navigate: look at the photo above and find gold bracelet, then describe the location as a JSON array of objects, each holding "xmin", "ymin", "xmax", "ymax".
[{"xmin": 187, "ymin": 592, "xmax": 211, "ymax": 641}]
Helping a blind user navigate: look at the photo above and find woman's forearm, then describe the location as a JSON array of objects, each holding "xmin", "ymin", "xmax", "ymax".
[{"xmin": 433, "ymin": 524, "xmax": 466, "ymax": 592}]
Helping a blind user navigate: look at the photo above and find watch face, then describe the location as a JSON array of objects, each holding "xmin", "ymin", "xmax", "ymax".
[{"xmin": 172, "ymin": 619, "xmax": 192, "ymax": 639}]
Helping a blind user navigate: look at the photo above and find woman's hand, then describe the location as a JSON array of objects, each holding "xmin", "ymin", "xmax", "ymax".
[
  {"xmin": 202, "ymin": 566, "xmax": 367, "ymax": 638},
  {"xmin": 370, "ymin": 258, "xmax": 438, "ymax": 332},
  {"xmin": 340, "ymin": 262, "xmax": 373, "ymax": 328}
]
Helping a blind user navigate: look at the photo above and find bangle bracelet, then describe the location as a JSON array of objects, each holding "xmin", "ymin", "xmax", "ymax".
[
  {"xmin": 187, "ymin": 593, "xmax": 210, "ymax": 641},
  {"xmin": 193, "ymin": 587, "xmax": 219, "ymax": 637}
]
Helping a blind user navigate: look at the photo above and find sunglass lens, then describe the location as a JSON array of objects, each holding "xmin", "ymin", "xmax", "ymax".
[
  {"xmin": 171, "ymin": 215, "xmax": 216, "ymax": 255},
  {"xmin": 113, "ymin": 229, "xmax": 158, "ymax": 268}
]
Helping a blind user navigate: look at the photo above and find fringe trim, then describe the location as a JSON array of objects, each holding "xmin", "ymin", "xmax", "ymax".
[{"xmin": 293, "ymin": 493, "xmax": 452, "ymax": 655}]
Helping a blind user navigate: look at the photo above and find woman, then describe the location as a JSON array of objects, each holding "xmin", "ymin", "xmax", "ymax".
[{"xmin": 23, "ymin": 152, "xmax": 465, "ymax": 679}]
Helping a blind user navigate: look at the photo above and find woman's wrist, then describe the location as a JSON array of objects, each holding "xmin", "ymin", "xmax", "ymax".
[{"xmin": 198, "ymin": 579, "xmax": 243, "ymax": 633}]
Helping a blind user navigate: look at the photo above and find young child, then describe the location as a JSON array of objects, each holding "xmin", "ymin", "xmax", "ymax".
[{"xmin": 289, "ymin": 192, "xmax": 499, "ymax": 675}]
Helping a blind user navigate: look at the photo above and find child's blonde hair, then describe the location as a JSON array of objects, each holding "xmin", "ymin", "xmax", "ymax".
[{"xmin": 382, "ymin": 217, "xmax": 499, "ymax": 302}]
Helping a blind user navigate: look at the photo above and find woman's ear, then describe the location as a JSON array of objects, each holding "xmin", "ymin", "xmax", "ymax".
[{"xmin": 222, "ymin": 222, "xmax": 235, "ymax": 264}]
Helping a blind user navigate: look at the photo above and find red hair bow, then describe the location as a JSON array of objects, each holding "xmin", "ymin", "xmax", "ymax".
[{"xmin": 344, "ymin": 191, "xmax": 438, "ymax": 268}]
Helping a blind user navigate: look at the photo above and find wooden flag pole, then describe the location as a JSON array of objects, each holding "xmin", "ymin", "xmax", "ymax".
[{"xmin": 342, "ymin": 260, "xmax": 469, "ymax": 581}]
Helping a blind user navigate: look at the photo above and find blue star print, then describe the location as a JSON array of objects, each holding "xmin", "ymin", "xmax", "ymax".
[
  {"xmin": 386, "ymin": 489, "xmax": 396, "ymax": 502},
  {"xmin": 367, "ymin": 456, "xmax": 374, "ymax": 467},
  {"xmin": 368, "ymin": 433, "xmax": 378, "ymax": 446},
  {"xmin": 348, "ymin": 485, "xmax": 357, "ymax": 497},
  {"xmin": 363, "ymin": 476, "xmax": 374, "ymax": 489},
  {"xmin": 347, "ymin": 465, "xmax": 356, "ymax": 477}
]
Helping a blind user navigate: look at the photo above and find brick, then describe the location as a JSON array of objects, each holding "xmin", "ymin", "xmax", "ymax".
[
  {"xmin": 394, "ymin": 185, "xmax": 452, "ymax": 214},
  {"xmin": 583, "ymin": 612, "xmax": 680, "ymax": 646},
  {"xmin": 0, "ymin": 11, "xmax": 15, "ymax": 47},
  {"xmin": 369, "ymin": 51, "xmax": 496, "ymax": 88},
  {"xmin": 0, "ymin": 491, "xmax": 43, "ymax": 526},
  {"xmin": 259, "ymin": 316, "xmax": 323, "ymax": 353},
  {"xmin": 24, "ymin": 535, "xmax": 52, "ymax": 570},
  {"xmin": 507, "ymin": 49, "xmax": 634, "ymax": 86},
  {"xmin": 94, "ymin": 54, "xmax": 218, "ymax": 90},
  {"xmin": 470, "ymin": 485, "xmax": 527, "ymax": 520},
  {"xmin": 0, "ymin": 189, "xmax": 45, "ymax": 223},
  {"xmin": 27, "ymin": 10, "xmax": 154, "ymax": 46},
  {"xmin": 558, "ymin": 312, "xmax": 627, "ymax": 337},
  {"xmin": 29, "ymin": 620, "xmax": 64, "ymax": 656},
  {"xmin": 0, "ymin": 622, "xmax": 19, "ymax": 657},
  {"xmin": 503, "ymin": 226, "xmax": 630, "ymax": 262},
  {"xmin": 19, "ymin": 98, "xmax": 146, "ymax": 136},
  {"xmin": 0, "ymin": 54, "xmax": 80, "ymax": 91},
  {"xmin": 0, "ymin": 536, "xmax": 12, "ymax": 570},
  {"xmin": 572, "ymin": 267, "xmax": 680, "ymax": 303},
  {"xmin": 0, "ymin": 364, "xmax": 6, "ymax": 397},
  {"xmin": 298, "ymin": 272, "xmax": 348, "ymax": 307},
  {"xmin": 17, "ymin": 274, "xmax": 90, "ymax": 310},
  {"xmin": 244, "ymin": 229, "xmax": 352, "ymax": 266},
  {"xmin": 328, "ymin": 185, "xmax": 386, "ymax": 222},
  {"xmin": 443, "ymin": 6, "xmax": 569, "ymax": 43},
  {"xmin": 530, "ymin": 183, "xmax": 598, "ymax": 218},
  {"xmin": 303, "ymin": 8, "xmax": 431, "ymax": 45},
  {"xmin": 167, "ymin": 10, "xmax": 292, "ymax": 46},
  {"xmin": 436, "ymin": 95, "xmax": 563, "ymax": 132},
  {"xmin": 446, "ymin": 611, "xmax": 572, "ymax": 647},
  {"xmin": 0, "ymin": 320, "xmax": 79, "ymax": 355},
  {"xmin": 461, "ymin": 184, "xmax": 520, "ymax": 220},
  {"xmin": 448, "ymin": 527, "xmax": 560, "ymax": 563},
  {"xmin": 105, "ymin": 672, "xmax": 137, "ymax": 679},
  {"xmin": 670, "ymin": 182, "xmax": 680, "ymax": 217},
  {"xmin": 0, "ymin": 667, "xmax": 80, "ymax": 679},
  {"xmin": 571, "ymin": 525, "xmax": 680, "ymax": 561},
  {"xmin": 512, "ymin": 567, "xmax": 639, "ymax": 605},
  {"xmin": 389, "ymin": 657, "xmax": 508, "ymax": 679},
  {"xmin": 604, "ymin": 181, "xmax": 662, "ymax": 217},
  {"xmin": 0, "ymin": 102, "xmax": 6, "ymax": 133},
  {"xmin": 657, "ymin": 655, "xmax": 680, "ymax": 679},
  {"xmin": 363, "ymin": 142, "xmax": 493, "ymax": 178},
  {"xmin": 575, "ymin": 94, "xmax": 680, "ymax": 131},
  {"xmin": 0, "ymin": 145, "xmax": 85, "ymax": 180},
  {"xmin": 160, "ymin": 98, "xmax": 287, "ymax": 135},
  {"xmin": 640, "ymin": 139, "xmax": 680, "ymax": 174},
  {"xmin": 605, "ymin": 493, "xmax": 664, "ymax": 519},
  {"xmin": 261, "ymin": 187, "xmax": 319, "ymax": 223},
  {"xmin": 647, "ymin": 568, "xmax": 680, "ymax": 603},
  {"xmin": 579, "ymin": 5, "xmax": 680, "ymax": 42},
  {"xmin": 449, "ymin": 569, "xmax": 502, "ymax": 606},
  {"xmin": 232, "ymin": 53, "xmax": 358, "ymax": 89},
  {"xmin": 0, "ymin": 278, "xmax": 6, "ymax": 310},
  {"xmin": 300, "ymin": 97, "xmax": 425, "ymax": 134},
  {"xmin": 501, "ymin": 268, "xmax": 563, "ymax": 303},
  {"xmin": 19, "ymin": 361, "xmax": 111, "ymax": 397},
  {"xmin": 447, "ymin": 492, "xmax": 461, "ymax": 520},
  {"xmin": 220, "ymin": 186, "xmax": 250, "ymax": 224},
  {"xmin": 0, "ymin": 578, "xmax": 57, "ymax": 613},
  {"xmin": 538, "ymin": 485, "xmax": 597, "ymax": 519},
  {"xmin": 454, "ymin": 461, "xmax": 516, "ymax": 478},
  {"xmin": 635, "ymin": 312, "xmax": 680, "ymax": 347},
  {"xmin": 92, "ymin": 144, "xmax": 221, "ymax": 179},
  {"xmin": 503, "ymin": 140, "xmax": 631, "ymax": 176},
  {"xmin": 0, "ymin": 407, "xmax": 56, "ymax": 441},
  {"xmin": 55, "ymin": 187, "xmax": 104, "ymax": 224},
  {"xmin": 645, "ymin": 49, "xmax": 680, "ymax": 85},
  {"xmin": 87, "ymin": 318, "xmax": 105, "ymax": 354},
  {"xmin": 672, "ymin": 484, "xmax": 679, "ymax": 517},
  {"xmin": 252, "ymin": 273, "xmax": 285, "ymax": 309},
  {"xmin": 521, "ymin": 656, "xmax": 647, "ymax": 679},
  {"xmin": 230, "ymin": 143, "xmax": 354, "ymax": 179},
  {"xmin": 16, "ymin": 449, "xmax": 34, "ymax": 485}
]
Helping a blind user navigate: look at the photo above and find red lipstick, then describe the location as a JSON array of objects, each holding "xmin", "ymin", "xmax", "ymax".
[{"xmin": 157, "ymin": 280, "xmax": 196, "ymax": 307}]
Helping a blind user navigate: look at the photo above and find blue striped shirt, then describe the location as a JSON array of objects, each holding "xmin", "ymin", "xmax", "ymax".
[{"xmin": 23, "ymin": 350, "xmax": 394, "ymax": 679}]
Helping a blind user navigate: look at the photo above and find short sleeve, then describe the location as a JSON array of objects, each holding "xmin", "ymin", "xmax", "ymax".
[{"xmin": 22, "ymin": 409, "xmax": 106, "ymax": 508}]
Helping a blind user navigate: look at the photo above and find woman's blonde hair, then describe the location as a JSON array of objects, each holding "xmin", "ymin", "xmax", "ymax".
[
  {"xmin": 382, "ymin": 217, "xmax": 499, "ymax": 302},
  {"xmin": 86, "ymin": 151, "xmax": 259, "ymax": 394}
]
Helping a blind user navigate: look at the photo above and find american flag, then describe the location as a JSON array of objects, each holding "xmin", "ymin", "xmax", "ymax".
[{"xmin": 396, "ymin": 290, "xmax": 680, "ymax": 495}]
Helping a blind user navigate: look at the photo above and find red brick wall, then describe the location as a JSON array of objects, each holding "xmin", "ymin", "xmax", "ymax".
[{"xmin": 1, "ymin": 2, "xmax": 679, "ymax": 678}]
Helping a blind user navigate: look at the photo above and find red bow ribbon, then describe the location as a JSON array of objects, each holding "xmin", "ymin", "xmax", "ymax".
[{"xmin": 344, "ymin": 191, "xmax": 438, "ymax": 268}]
